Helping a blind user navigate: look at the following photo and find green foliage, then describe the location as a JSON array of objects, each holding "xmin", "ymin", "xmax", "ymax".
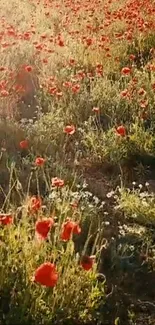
[
  {"xmin": 117, "ymin": 186, "xmax": 155, "ymax": 225},
  {"xmin": 0, "ymin": 0, "xmax": 155, "ymax": 324},
  {"xmin": 0, "ymin": 190, "xmax": 105, "ymax": 325},
  {"xmin": 81, "ymin": 120, "xmax": 155, "ymax": 167}
]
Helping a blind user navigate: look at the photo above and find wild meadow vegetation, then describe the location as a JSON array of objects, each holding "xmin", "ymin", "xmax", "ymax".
[{"xmin": 0, "ymin": 0, "xmax": 155, "ymax": 324}]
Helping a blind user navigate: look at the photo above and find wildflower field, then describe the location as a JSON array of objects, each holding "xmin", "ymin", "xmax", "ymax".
[{"xmin": 0, "ymin": 0, "xmax": 155, "ymax": 324}]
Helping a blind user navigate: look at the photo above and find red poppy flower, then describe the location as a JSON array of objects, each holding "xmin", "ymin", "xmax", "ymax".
[
  {"xmin": 35, "ymin": 218, "xmax": 54, "ymax": 239},
  {"xmin": 57, "ymin": 38, "xmax": 64, "ymax": 47},
  {"xmin": 20, "ymin": 140, "xmax": 29, "ymax": 149},
  {"xmin": 0, "ymin": 89, "xmax": 9, "ymax": 97},
  {"xmin": 35, "ymin": 157, "xmax": 46, "ymax": 166},
  {"xmin": 138, "ymin": 88, "xmax": 146, "ymax": 96},
  {"xmin": 139, "ymin": 99, "xmax": 148, "ymax": 108},
  {"xmin": 132, "ymin": 77, "xmax": 138, "ymax": 84},
  {"xmin": 25, "ymin": 65, "xmax": 33, "ymax": 72},
  {"xmin": 30, "ymin": 196, "xmax": 42, "ymax": 212},
  {"xmin": 147, "ymin": 64, "xmax": 155, "ymax": 72},
  {"xmin": 129, "ymin": 54, "xmax": 136, "ymax": 61},
  {"xmin": 69, "ymin": 58, "xmax": 76, "ymax": 65},
  {"xmin": 152, "ymin": 83, "xmax": 155, "ymax": 90},
  {"xmin": 121, "ymin": 67, "xmax": 131, "ymax": 75},
  {"xmin": 120, "ymin": 89, "xmax": 129, "ymax": 98},
  {"xmin": 60, "ymin": 220, "xmax": 81, "ymax": 241},
  {"xmin": 116, "ymin": 125, "xmax": 126, "ymax": 137},
  {"xmin": 0, "ymin": 214, "xmax": 13, "ymax": 225},
  {"xmin": 63, "ymin": 81, "xmax": 72, "ymax": 88},
  {"xmin": 85, "ymin": 38, "xmax": 93, "ymax": 46},
  {"xmin": 63, "ymin": 125, "xmax": 75, "ymax": 135},
  {"xmin": 51, "ymin": 177, "xmax": 64, "ymax": 187},
  {"xmin": 42, "ymin": 58, "xmax": 48, "ymax": 64},
  {"xmin": 80, "ymin": 255, "xmax": 94, "ymax": 271},
  {"xmin": 34, "ymin": 262, "xmax": 58, "ymax": 287},
  {"xmin": 0, "ymin": 67, "xmax": 6, "ymax": 72},
  {"xmin": 71, "ymin": 84, "xmax": 80, "ymax": 93}
]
